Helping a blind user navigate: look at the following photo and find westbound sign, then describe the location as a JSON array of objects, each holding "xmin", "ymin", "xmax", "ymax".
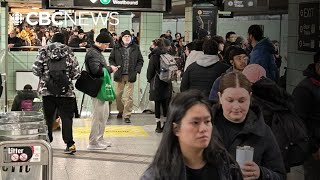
[
  {"xmin": 223, "ymin": 0, "xmax": 269, "ymax": 12},
  {"xmin": 46, "ymin": 0, "xmax": 167, "ymax": 12},
  {"xmin": 297, "ymin": 2, "xmax": 320, "ymax": 52},
  {"xmin": 74, "ymin": 0, "xmax": 151, "ymax": 8}
]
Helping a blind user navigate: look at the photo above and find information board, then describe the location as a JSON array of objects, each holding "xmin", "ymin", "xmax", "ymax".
[{"xmin": 298, "ymin": 2, "xmax": 320, "ymax": 52}]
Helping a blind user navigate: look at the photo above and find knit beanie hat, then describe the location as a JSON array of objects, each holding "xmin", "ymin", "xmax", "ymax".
[
  {"xmin": 96, "ymin": 32, "xmax": 112, "ymax": 43},
  {"xmin": 122, "ymin": 30, "xmax": 131, "ymax": 37},
  {"xmin": 52, "ymin": 33, "xmax": 65, "ymax": 44},
  {"xmin": 242, "ymin": 64, "xmax": 266, "ymax": 83}
]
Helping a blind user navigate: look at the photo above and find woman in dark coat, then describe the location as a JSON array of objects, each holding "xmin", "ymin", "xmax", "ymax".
[
  {"xmin": 141, "ymin": 90, "xmax": 242, "ymax": 180},
  {"xmin": 147, "ymin": 38, "xmax": 172, "ymax": 133},
  {"xmin": 213, "ymin": 72, "xmax": 286, "ymax": 180}
]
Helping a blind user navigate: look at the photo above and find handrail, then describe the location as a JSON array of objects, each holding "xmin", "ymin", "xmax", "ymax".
[{"xmin": 8, "ymin": 46, "xmax": 113, "ymax": 52}]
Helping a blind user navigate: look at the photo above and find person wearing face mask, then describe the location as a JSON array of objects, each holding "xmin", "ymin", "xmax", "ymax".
[
  {"xmin": 213, "ymin": 72, "xmax": 286, "ymax": 180},
  {"xmin": 141, "ymin": 90, "xmax": 243, "ymax": 180},
  {"xmin": 85, "ymin": 32, "xmax": 118, "ymax": 150},
  {"xmin": 109, "ymin": 30, "xmax": 144, "ymax": 123}
]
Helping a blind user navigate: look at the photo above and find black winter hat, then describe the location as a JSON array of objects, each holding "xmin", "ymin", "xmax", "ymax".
[
  {"xmin": 122, "ymin": 30, "xmax": 131, "ymax": 37},
  {"xmin": 52, "ymin": 33, "xmax": 65, "ymax": 44},
  {"xmin": 78, "ymin": 29, "xmax": 84, "ymax": 34},
  {"xmin": 96, "ymin": 32, "xmax": 112, "ymax": 43}
]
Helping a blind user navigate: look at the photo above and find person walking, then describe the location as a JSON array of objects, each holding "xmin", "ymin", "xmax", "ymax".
[
  {"xmin": 33, "ymin": 33, "xmax": 80, "ymax": 154},
  {"xmin": 109, "ymin": 30, "xmax": 144, "ymax": 123}
]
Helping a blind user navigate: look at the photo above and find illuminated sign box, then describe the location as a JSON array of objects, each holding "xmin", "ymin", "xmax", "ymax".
[
  {"xmin": 46, "ymin": 0, "xmax": 168, "ymax": 12},
  {"xmin": 223, "ymin": 0, "xmax": 269, "ymax": 12}
]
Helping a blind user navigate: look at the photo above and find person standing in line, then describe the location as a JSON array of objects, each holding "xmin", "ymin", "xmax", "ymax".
[
  {"xmin": 147, "ymin": 39, "xmax": 172, "ymax": 133},
  {"xmin": 85, "ymin": 32, "xmax": 118, "ymax": 150},
  {"xmin": 247, "ymin": 25, "xmax": 278, "ymax": 81},
  {"xmin": 141, "ymin": 90, "xmax": 243, "ymax": 180},
  {"xmin": 109, "ymin": 30, "xmax": 144, "ymax": 123},
  {"xmin": 293, "ymin": 51, "xmax": 320, "ymax": 180},
  {"xmin": 32, "ymin": 33, "xmax": 80, "ymax": 154}
]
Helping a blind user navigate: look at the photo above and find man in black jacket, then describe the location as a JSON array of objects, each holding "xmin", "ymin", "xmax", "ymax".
[
  {"xmin": 109, "ymin": 30, "xmax": 144, "ymax": 123},
  {"xmin": 85, "ymin": 32, "xmax": 118, "ymax": 150},
  {"xmin": 8, "ymin": 30, "xmax": 22, "ymax": 49},
  {"xmin": 293, "ymin": 51, "xmax": 320, "ymax": 180}
]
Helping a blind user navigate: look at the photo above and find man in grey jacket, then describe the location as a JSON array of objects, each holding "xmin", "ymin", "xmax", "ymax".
[
  {"xmin": 85, "ymin": 32, "xmax": 118, "ymax": 150},
  {"xmin": 109, "ymin": 30, "xmax": 144, "ymax": 123}
]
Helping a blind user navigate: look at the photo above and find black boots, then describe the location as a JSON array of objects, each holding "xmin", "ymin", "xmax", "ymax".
[{"xmin": 155, "ymin": 121, "xmax": 163, "ymax": 133}]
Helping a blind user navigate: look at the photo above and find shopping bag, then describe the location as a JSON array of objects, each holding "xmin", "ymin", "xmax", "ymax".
[
  {"xmin": 96, "ymin": 68, "xmax": 116, "ymax": 101},
  {"xmin": 75, "ymin": 71, "xmax": 102, "ymax": 97}
]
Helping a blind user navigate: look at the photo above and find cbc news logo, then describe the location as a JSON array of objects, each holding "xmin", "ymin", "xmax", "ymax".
[{"xmin": 11, "ymin": 12, "xmax": 24, "ymax": 26}]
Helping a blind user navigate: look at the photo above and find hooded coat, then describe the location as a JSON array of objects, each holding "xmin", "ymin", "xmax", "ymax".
[
  {"xmin": 213, "ymin": 105, "xmax": 286, "ymax": 180},
  {"xmin": 11, "ymin": 90, "xmax": 38, "ymax": 111},
  {"xmin": 146, "ymin": 48, "xmax": 172, "ymax": 101},
  {"xmin": 293, "ymin": 64, "xmax": 320, "ymax": 153},
  {"xmin": 32, "ymin": 42, "xmax": 80, "ymax": 97},
  {"xmin": 180, "ymin": 54, "xmax": 229, "ymax": 98},
  {"xmin": 249, "ymin": 38, "xmax": 277, "ymax": 81}
]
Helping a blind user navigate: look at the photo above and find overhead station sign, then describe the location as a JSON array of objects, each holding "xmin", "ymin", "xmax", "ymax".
[
  {"xmin": 46, "ymin": 0, "xmax": 167, "ymax": 12},
  {"xmin": 223, "ymin": 0, "xmax": 269, "ymax": 12},
  {"xmin": 74, "ymin": 0, "xmax": 151, "ymax": 8}
]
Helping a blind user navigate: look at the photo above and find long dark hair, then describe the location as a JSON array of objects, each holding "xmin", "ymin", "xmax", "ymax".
[{"xmin": 148, "ymin": 90, "xmax": 225, "ymax": 180}]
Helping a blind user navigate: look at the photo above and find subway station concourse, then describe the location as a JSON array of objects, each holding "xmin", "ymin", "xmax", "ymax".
[{"xmin": 0, "ymin": 0, "xmax": 319, "ymax": 179}]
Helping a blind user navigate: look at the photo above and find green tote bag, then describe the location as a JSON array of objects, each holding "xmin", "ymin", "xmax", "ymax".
[{"xmin": 96, "ymin": 67, "xmax": 116, "ymax": 101}]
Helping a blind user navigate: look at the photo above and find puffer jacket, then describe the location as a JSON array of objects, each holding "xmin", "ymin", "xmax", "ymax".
[
  {"xmin": 293, "ymin": 64, "xmax": 320, "ymax": 153},
  {"xmin": 249, "ymin": 38, "xmax": 278, "ymax": 81},
  {"xmin": 11, "ymin": 90, "xmax": 38, "ymax": 111},
  {"xmin": 32, "ymin": 42, "xmax": 80, "ymax": 97},
  {"xmin": 146, "ymin": 47, "xmax": 172, "ymax": 101},
  {"xmin": 213, "ymin": 105, "xmax": 286, "ymax": 180}
]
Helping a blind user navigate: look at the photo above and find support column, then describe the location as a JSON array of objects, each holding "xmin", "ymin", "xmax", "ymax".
[
  {"xmin": 185, "ymin": 0, "xmax": 193, "ymax": 43},
  {"xmin": 0, "ymin": 1, "xmax": 8, "ymax": 111}
]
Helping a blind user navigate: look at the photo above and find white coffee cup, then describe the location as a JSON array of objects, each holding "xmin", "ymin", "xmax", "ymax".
[{"xmin": 236, "ymin": 146, "xmax": 254, "ymax": 167}]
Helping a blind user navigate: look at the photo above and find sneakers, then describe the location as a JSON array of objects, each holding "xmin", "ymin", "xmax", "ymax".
[
  {"xmin": 155, "ymin": 121, "xmax": 163, "ymax": 133},
  {"xmin": 64, "ymin": 144, "xmax": 76, "ymax": 154},
  {"xmin": 124, "ymin": 118, "xmax": 131, "ymax": 123},
  {"xmin": 98, "ymin": 140, "xmax": 112, "ymax": 147},
  {"xmin": 117, "ymin": 112, "xmax": 123, "ymax": 119},
  {"xmin": 87, "ymin": 144, "xmax": 107, "ymax": 150}
]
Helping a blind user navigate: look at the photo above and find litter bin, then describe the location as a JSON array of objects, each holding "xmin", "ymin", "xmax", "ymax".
[{"xmin": 0, "ymin": 111, "xmax": 50, "ymax": 180}]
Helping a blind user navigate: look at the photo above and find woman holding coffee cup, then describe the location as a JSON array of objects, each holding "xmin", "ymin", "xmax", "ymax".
[
  {"xmin": 141, "ymin": 90, "xmax": 242, "ymax": 180},
  {"xmin": 213, "ymin": 72, "xmax": 286, "ymax": 180}
]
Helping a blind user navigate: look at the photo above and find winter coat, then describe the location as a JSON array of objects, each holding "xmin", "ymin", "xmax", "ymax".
[
  {"xmin": 85, "ymin": 45, "xmax": 112, "ymax": 78},
  {"xmin": 8, "ymin": 36, "xmax": 23, "ymax": 47},
  {"xmin": 209, "ymin": 67, "xmax": 233, "ymax": 102},
  {"xmin": 213, "ymin": 105, "xmax": 286, "ymax": 180},
  {"xmin": 109, "ymin": 42, "xmax": 144, "ymax": 83},
  {"xmin": 11, "ymin": 90, "xmax": 38, "ymax": 111},
  {"xmin": 180, "ymin": 54, "xmax": 229, "ymax": 98},
  {"xmin": 146, "ymin": 48, "xmax": 172, "ymax": 101},
  {"xmin": 293, "ymin": 64, "xmax": 320, "ymax": 153},
  {"xmin": 32, "ymin": 42, "xmax": 80, "ymax": 97},
  {"xmin": 141, "ymin": 149, "xmax": 243, "ymax": 180},
  {"xmin": 184, "ymin": 50, "xmax": 204, "ymax": 71},
  {"xmin": 68, "ymin": 35, "xmax": 90, "ymax": 48},
  {"xmin": 249, "ymin": 38, "xmax": 278, "ymax": 81}
]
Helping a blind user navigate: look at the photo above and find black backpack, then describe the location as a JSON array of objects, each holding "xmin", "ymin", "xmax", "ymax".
[
  {"xmin": 271, "ymin": 110, "xmax": 310, "ymax": 169},
  {"xmin": 46, "ymin": 57, "xmax": 70, "ymax": 96}
]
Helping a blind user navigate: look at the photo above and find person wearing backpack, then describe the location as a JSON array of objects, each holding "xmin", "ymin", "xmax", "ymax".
[
  {"xmin": 243, "ymin": 64, "xmax": 310, "ymax": 172},
  {"xmin": 32, "ymin": 33, "xmax": 80, "ymax": 154},
  {"xmin": 85, "ymin": 32, "xmax": 118, "ymax": 150},
  {"xmin": 11, "ymin": 84, "xmax": 38, "ymax": 111},
  {"xmin": 293, "ymin": 51, "xmax": 320, "ymax": 180},
  {"xmin": 147, "ymin": 38, "xmax": 172, "ymax": 133}
]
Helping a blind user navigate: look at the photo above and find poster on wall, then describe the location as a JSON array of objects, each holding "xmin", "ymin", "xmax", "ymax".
[
  {"xmin": 192, "ymin": 6, "xmax": 218, "ymax": 40},
  {"xmin": 298, "ymin": 2, "xmax": 319, "ymax": 52}
]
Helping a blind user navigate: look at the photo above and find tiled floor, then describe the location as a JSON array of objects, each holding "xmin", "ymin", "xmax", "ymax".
[{"xmin": 49, "ymin": 113, "xmax": 304, "ymax": 180}]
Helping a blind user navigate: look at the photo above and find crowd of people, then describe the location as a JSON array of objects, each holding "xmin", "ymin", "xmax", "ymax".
[{"xmin": 6, "ymin": 22, "xmax": 319, "ymax": 179}]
